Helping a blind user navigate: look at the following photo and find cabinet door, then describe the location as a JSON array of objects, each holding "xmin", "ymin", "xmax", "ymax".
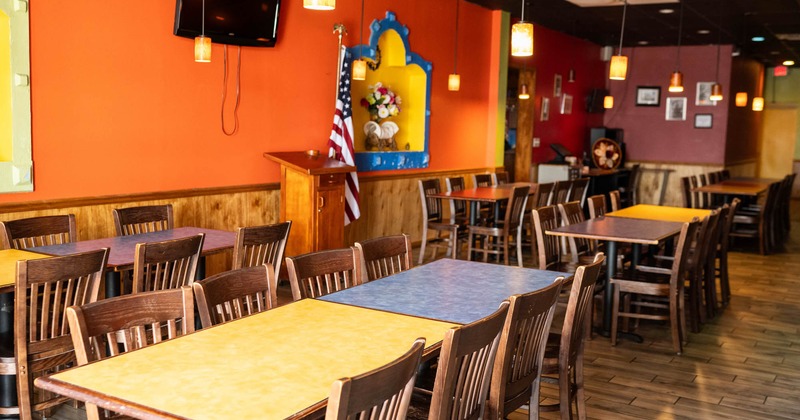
[{"xmin": 314, "ymin": 187, "xmax": 345, "ymax": 251}]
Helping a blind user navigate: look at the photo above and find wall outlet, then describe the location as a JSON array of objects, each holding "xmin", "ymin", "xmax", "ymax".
[{"xmin": 533, "ymin": 137, "xmax": 541, "ymax": 147}]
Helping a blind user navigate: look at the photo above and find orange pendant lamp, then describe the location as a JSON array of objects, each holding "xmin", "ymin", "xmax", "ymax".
[
  {"xmin": 511, "ymin": 0, "xmax": 533, "ymax": 57},
  {"xmin": 668, "ymin": 1, "xmax": 684, "ymax": 92},
  {"xmin": 709, "ymin": 33, "xmax": 723, "ymax": 101},
  {"xmin": 609, "ymin": 0, "xmax": 629, "ymax": 80},
  {"xmin": 449, "ymin": 0, "xmax": 461, "ymax": 91},
  {"xmin": 352, "ymin": 0, "xmax": 367, "ymax": 81},
  {"xmin": 194, "ymin": 0, "xmax": 211, "ymax": 62}
]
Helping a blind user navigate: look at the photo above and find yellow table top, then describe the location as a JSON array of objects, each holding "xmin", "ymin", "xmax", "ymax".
[
  {"xmin": 38, "ymin": 299, "xmax": 457, "ymax": 419},
  {"xmin": 0, "ymin": 249, "xmax": 50, "ymax": 291},
  {"xmin": 607, "ymin": 204, "xmax": 711, "ymax": 223}
]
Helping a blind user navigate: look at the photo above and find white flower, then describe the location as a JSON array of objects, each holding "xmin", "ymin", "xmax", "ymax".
[{"xmin": 378, "ymin": 106, "xmax": 390, "ymax": 119}]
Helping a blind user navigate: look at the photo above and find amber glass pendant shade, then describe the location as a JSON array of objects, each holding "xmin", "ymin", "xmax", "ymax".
[
  {"xmin": 668, "ymin": 71, "xmax": 684, "ymax": 92},
  {"xmin": 303, "ymin": 0, "xmax": 335, "ymax": 10},
  {"xmin": 609, "ymin": 55, "xmax": 628, "ymax": 80},
  {"xmin": 448, "ymin": 74, "xmax": 461, "ymax": 91},
  {"xmin": 735, "ymin": 92, "xmax": 748, "ymax": 107},
  {"xmin": 511, "ymin": 22, "xmax": 534, "ymax": 57},
  {"xmin": 194, "ymin": 36, "xmax": 211, "ymax": 63},
  {"xmin": 352, "ymin": 59, "xmax": 367, "ymax": 81},
  {"xmin": 709, "ymin": 83, "xmax": 723, "ymax": 101},
  {"xmin": 603, "ymin": 95, "xmax": 614, "ymax": 109},
  {"xmin": 752, "ymin": 97, "xmax": 764, "ymax": 111},
  {"xmin": 518, "ymin": 84, "xmax": 530, "ymax": 100}
]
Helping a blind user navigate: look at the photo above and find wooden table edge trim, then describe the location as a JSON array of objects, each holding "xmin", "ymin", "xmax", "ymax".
[
  {"xmin": 34, "ymin": 376, "xmax": 189, "ymax": 420},
  {"xmin": 545, "ymin": 230, "xmax": 669, "ymax": 245}
]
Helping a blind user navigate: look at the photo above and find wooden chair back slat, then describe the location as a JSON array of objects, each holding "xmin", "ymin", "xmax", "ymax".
[
  {"xmin": 325, "ymin": 339, "xmax": 424, "ymax": 420},
  {"xmin": 287, "ymin": 247, "xmax": 362, "ymax": 301},
  {"xmin": 446, "ymin": 176, "xmax": 469, "ymax": 225},
  {"xmin": 587, "ymin": 194, "xmax": 607, "ymax": 219},
  {"xmin": 429, "ymin": 301, "xmax": 510, "ymax": 420},
  {"xmin": 132, "ymin": 234, "xmax": 204, "ymax": 293},
  {"xmin": 489, "ymin": 279, "xmax": 564, "ymax": 419},
  {"xmin": 558, "ymin": 201, "xmax": 594, "ymax": 262},
  {"xmin": 472, "ymin": 173, "xmax": 494, "ymax": 187},
  {"xmin": 420, "ymin": 179, "xmax": 445, "ymax": 223},
  {"xmin": 551, "ymin": 180, "xmax": 573, "ymax": 206},
  {"xmin": 15, "ymin": 249, "xmax": 108, "ymax": 420},
  {"xmin": 355, "ymin": 234, "xmax": 413, "ymax": 282},
  {"xmin": 0, "ymin": 215, "xmax": 77, "ymax": 250},
  {"xmin": 193, "ymin": 265, "xmax": 278, "ymax": 328},
  {"xmin": 532, "ymin": 206, "xmax": 561, "ymax": 271},
  {"xmin": 567, "ymin": 178, "xmax": 589, "ymax": 206},
  {"xmin": 113, "ymin": 205, "xmax": 174, "ymax": 237},
  {"xmin": 535, "ymin": 182, "xmax": 554, "ymax": 208},
  {"xmin": 232, "ymin": 222, "xmax": 291, "ymax": 280}
]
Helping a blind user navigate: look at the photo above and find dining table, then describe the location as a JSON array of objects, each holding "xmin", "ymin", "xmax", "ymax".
[
  {"xmin": 546, "ymin": 215, "xmax": 685, "ymax": 337},
  {"xmin": 0, "ymin": 249, "xmax": 51, "ymax": 409},
  {"xmin": 28, "ymin": 227, "xmax": 236, "ymax": 298},
  {"xmin": 320, "ymin": 258, "xmax": 567, "ymax": 324},
  {"xmin": 692, "ymin": 178, "xmax": 779, "ymax": 197},
  {"xmin": 34, "ymin": 299, "xmax": 457, "ymax": 420},
  {"xmin": 607, "ymin": 204, "xmax": 711, "ymax": 223},
  {"xmin": 427, "ymin": 182, "xmax": 536, "ymax": 226}
]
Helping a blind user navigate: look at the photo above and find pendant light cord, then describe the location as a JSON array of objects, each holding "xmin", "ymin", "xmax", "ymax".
[
  {"xmin": 201, "ymin": 0, "xmax": 206, "ymax": 36},
  {"xmin": 618, "ymin": 0, "xmax": 627, "ymax": 55},
  {"xmin": 359, "ymin": 0, "xmax": 365, "ymax": 59},
  {"xmin": 453, "ymin": 0, "xmax": 459, "ymax": 73},
  {"xmin": 221, "ymin": 45, "xmax": 241, "ymax": 136},
  {"xmin": 715, "ymin": 30, "xmax": 721, "ymax": 79},
  {"xmin": 520, "ymin": 0, "xmax": 526, "ymax": 22},
  {"xmin": 675, "ymin": 0, "xmax": 683, "ymax": 70}
]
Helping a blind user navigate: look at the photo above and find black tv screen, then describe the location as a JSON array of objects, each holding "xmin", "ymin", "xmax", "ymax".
[{"xmin": 174, "ymin": 0, "xmax": 281, "ymax": 47}]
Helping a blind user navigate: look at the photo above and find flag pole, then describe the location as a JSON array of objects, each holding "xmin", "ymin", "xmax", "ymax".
[{"xmin": 333, "ymin": 23, "xmax": 347, "ymax": 105}]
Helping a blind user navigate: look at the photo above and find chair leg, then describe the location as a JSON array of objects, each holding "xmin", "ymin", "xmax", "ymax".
[
  {"xmin": 574, "ymin": 355, "xmax": 587, "ymax": 420},
  {"xmin": 418, "ymin": 226, "xmax": 428, "ymax": 265},
  {"xmin": 467, "ymin": 231, "xmax": 476, "ymax": 262},
  {"xmin": 670, "ymin": 291, "xmax": 682, "ymax": 355},
  {"xmin": 610, "ymin": 283, "xmax": 619, "ymax": 347},
  {"xmin": 719, "ymin": 253, "xmax": 730, "ymax": 307},
  {"xmin": 558, "ymin": 365, "xmax": 572, "ymax": 420}
]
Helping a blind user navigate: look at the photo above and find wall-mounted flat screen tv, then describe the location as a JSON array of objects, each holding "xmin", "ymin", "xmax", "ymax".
[{"xmin": 174, "ymin": 0, "xmax": 281, "ymax": 47}]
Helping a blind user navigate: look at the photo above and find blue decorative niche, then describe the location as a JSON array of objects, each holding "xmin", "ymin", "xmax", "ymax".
[{"xmin": 347, "ymin": 11, "xmax": 432, "ymax": 171}]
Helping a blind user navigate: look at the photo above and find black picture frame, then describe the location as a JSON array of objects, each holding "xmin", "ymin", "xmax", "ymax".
[
  {"xmin": 636, "ymin": 86, "xmax": 661, "ymax": 107},
  {"xmin": 694, "ymin": 113, "xmax": 713, "ymax": 129}
]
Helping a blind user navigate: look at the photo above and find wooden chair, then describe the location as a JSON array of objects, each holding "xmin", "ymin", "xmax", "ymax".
[
  {"xmin": 112, "ymin": 204, "xmax": 174, "ymax": 236},
  {"xmin": 619, "ymin": 164, "xmax": 641, "ymax": 208},
  {"xmin": 488, "ymin": 279, "xmax": 564, "ymax": 420},
  {"xmin": 688, "ymin": 175, "xmax": 707, "ymax": 209},
  {"xmin": 539, "ymin": 254, "xmax": 605, "ymax": 419},
  {"xmin": 550, "ymin": 180, "xmax": 572, "ymax": 206},
  {"xmin": 66, "ymin": 287, "xmax": 195, "ymax": 420},
  {"xmin": 428, "ymin": 301, "xmax": 510, "ymax": 420},
  {"xmin": 609, "ymin": 190, "xmax": 622, "ymax": 212},
  {"xmin": 494, "ymin": 172, "xmax": 510, "ymax": 185},
  {"xmin": 535, "ymin": 182, "xmax": 554, "ymax": 209},
  {"xmin": 355, "ymin": 234, "xmax": 413, "ymax": 282},
  {"xmin": 13, "ymin": 248, "xmax": 109, "ymax": 420},
  {"xmin": 611, "ymin": 220, "xmax": 698, "ymax": 354},
  {"xmin": 445, "ymin": 176, "xmax": 469, "ymax": 226},
  {"xmin": 558, "ymin": 201, "xmax": 596, "ymax": 264},
  {"xmin": 681, "ymin": 176, "xmax": 694, "ymax": 208},
  {"xmin": 192, "ymin": 265, "xmax": 278, "ymax": 328},
  {"xmin": 715, "ymin": 199, "xmax": 739, "ymax": 308},
  {"xmin": 286, "ymin": 247, "xmax": 362, "ymax": 301},
  {"xmin": 587, "ymin": 194, "xmax": 607, "ymax": 219},
  {"xmin": 467, "ymin": 185, "xmax": 530, "ymax": 266},
  {"xmin": 0, "ymin": 214, "xmax": 76, "ymax": 250},
  {"xmin": 326, "ymin": 338, "xmax": 425, "ymax": 420},
  {"xmin": 567, "ymin": 178, "xmax": 589, "ymax": 208},
  {"xmin": 731, "ymin": 182, "xmax": 780, "ymax": 255},
  {"xmin": 231, "ymin": 221, "xmax": 291, "ymax": 281},
  {"xmin": 776, "ymin": 173, "xmax": 796, "ymax": 244},
  {"xmin": 132, "ymin": 233, "xmax": 204, "ymax": 293},
  {"xmin": 532, "ymin": 206, "xmax": 575, "ymax": 273},
  {"xmin": 471, "ymin": 173, "xmax": 494, "ymax": 187},
  {"xmin": 418, "ymin": 179, "xmax": 459, "ymax": 264}
]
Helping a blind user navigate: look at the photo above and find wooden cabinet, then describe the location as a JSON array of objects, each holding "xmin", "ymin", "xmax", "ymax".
[{"xmin": 264, "ymin": 152, "xmax": 354, "ymax": 257}]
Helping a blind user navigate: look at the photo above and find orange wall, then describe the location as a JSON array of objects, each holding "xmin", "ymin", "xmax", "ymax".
[{"xmin": 1, "ymin": 1, "xmax": 495, "ymax": 203}]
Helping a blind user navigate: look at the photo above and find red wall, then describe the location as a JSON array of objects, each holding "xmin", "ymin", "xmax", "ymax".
[
  {"xmin": 2, "ymin": 1, "xmax": 496, "ymax": 203},
  {"xmin": 510, "ymin": 25, "xmax": 606, "ymax": 163},
  {"xmin": 604, "ymin": 45, "xmax": 733, "ymax": 165}
]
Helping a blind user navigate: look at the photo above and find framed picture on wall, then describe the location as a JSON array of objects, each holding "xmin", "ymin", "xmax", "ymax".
[
  {"xmin": 665, "ymin": 97, "xmax": 687, "ymax": 121},
  {"xmin": 541, "ymin": 97, "xmax": 550, "ymax": 121},
  {"xmin": 561, "ymin": 94, "xmax": 573, "ymax": 114},
  {"xmin": 694, "ymin": 113, "xmax": 713, "ymax": 128},
  {"xmin": 554, "ymin": 74, "xmax": 562, "ymax": 97},
  {"xmin": 636, "ymin": 86, "xmax": 661, "ymax": 106},
  {"xmin": 696, "ymin": 82, "xmax": 717, "ymax": 106}
]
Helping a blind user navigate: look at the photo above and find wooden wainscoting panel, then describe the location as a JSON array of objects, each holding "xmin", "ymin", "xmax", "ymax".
[{"xmin": 631, "ymin": 162, "xmax": 723, "ymax": 207}]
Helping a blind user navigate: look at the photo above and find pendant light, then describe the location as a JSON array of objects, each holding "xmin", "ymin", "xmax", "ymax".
[
  {"xmin": 668, "ymin": 1, "xmax": 684, "ymax": 92},
  {"xmin": 511, "ymin": 0, "xmax": 533, "ymax": 57},
  {"xmin": 303, "ymin": 0, "xmax": 335, "ymax": 10},
  {"xmin": 609, "ymin": 0, "xmax": 628, "ymax": 80},
  {"xmin": 448, "ymin": 0, "xmax": 461, "ymax": 91},
  {"xmin": 709, "ymin": 31, "xmax": 723, "ymax": 101},
  {"xmin": 735, "ymin": 92, "xmax": 748, "ymax": 107},
  {"xmin": 603, "ymin": 95, "xmax": 614, "ymax": 109},
  {"xmin": 194, "ymin": 0, "xmax": 211, "ymax": 62},
  {"xmin": 518, "ymin": 84, "xmax": 530, "ymax": 100},
  {"xmin": 568, "ymin": 20, "xmax": 577, "ymax": 82},
  {"xmin": 352, "ymin": 0, "xmax": 367, "ymax": 80},
  {"xmin": 752, "ymin": 97, "xmax": 764, "ymax": 111}
]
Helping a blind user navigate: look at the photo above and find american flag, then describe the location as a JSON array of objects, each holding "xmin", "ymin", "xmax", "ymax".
[{"xmin": 327, "ymin": 47, "xmax": 361, "ymax": 225}]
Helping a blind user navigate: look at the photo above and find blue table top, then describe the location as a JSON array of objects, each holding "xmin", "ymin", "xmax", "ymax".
[{"xmin": 320, "ymin": 259, "xmax": 567, "ymax": 324}]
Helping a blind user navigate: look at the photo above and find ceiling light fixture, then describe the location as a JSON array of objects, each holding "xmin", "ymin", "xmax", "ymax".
[
  {"xmin": 709, "ymin": 31, "xmax": 723, "ymax": 102},
  {"xmin": 609, "ymin": 0, "xmax": 628, "ymax": 80},
  {"xmin": 751, "ymin": 36, "xmax": 765, "ymax": 42},
  {"xmin": 658, "ymin": 8, "xmax": 674, "ymax": 14},
  {"xmin": 449, "ymin": 0, "xmax": 461, "ymax": 91},
  {"xmin": 511, "ymin": 0, "xmax": 534, "ymax": 57},
  {"xmin": 752, "ymin": 97, "xmax": 764, "ymax": 111},
  {"xmin": 352, "ymin": 0, "xmax": 367, "ymax": 80},
  {"xmin": 697, "ymin": 29, "xmax": 710, "ymax": 35},
  {"xmin": 518, "ymin": 84, "xmax": 530, "ymax": 100},
  {"xmin": 194, "ymin": 0, "xmax": 211, "ymax": 62},
  {"xmin": 603, "ymin": 95, "xmax": 614, "ymax": 109},
  {"xmin": 735, "ymin": 92, "xmax": 748, "ymax": 107},
  {"xmin": 784, "ymin": 60, "xmax": 796, "ymax": 66},
  {"xmin": 668, "ymin": 0, "xmax": 684, "ymax": 93},
  {"xmin": 303, "ymin": 0, "xmax": 335, "ymax": 10}
]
